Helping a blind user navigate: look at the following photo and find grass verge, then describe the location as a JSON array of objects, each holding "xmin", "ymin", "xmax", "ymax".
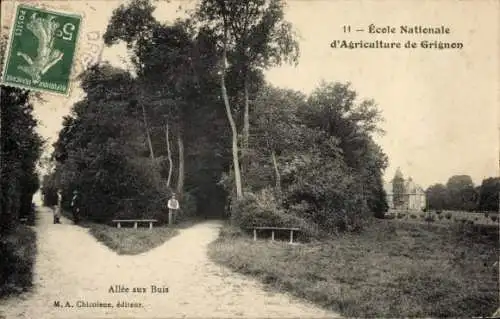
[
  {"xmin": 208, "ymin": 220, "xmax": 499, "ymax": 318},
  {"xmin": 88, "ymin": 224, "xmax": 179, "ymax": 255},
  {"xmin": 60, "ymin": 208, "xmax": 194, "ymax": 255},
  {"xmin": 0, "ymin": 225, "xmax": 37, "ymax": 298}
]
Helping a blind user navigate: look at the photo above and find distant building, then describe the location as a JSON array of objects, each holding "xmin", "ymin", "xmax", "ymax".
[{"xmin": 384, "ymin": 177, "xmax": 426, "ymax": 210}]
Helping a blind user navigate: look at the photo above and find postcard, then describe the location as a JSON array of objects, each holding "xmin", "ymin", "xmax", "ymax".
[{"xmin": 0, "ymin": 0, "xmax": 498, "ymax": 318}]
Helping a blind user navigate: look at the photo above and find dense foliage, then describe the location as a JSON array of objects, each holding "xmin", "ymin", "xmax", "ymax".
[
  {"xmin": 42, "ymin": 0, "xmax": 388, "ymax": 233},
  {"xmin": 233, "ymin": 82, "xmax": 388, "ymax": 232},
  {"xmin": 46, "ymin": 1, "xmax": 229, "ymax": 222},
  {"xmin": 477, "ymin": 177, "xmax": 500, "ymax": 212},
  {"xmin": 0, "ymin": 34, "xmax": 44, "ymax": 233},
  {"xmin": 426, "ymin": 176, "xmax": 499, "ymax": 212},
  {"xmin": 50, "ymin": 64, "xmax": 171, "ymax": 222},
  {"xmin": 0, "ymin": 33, "xmax": 43, "ymax": 297}
]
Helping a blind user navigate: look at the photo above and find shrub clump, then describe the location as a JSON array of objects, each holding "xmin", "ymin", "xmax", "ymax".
[{"xmin": 231, "ymin": 189, "xmax": 317, "ymax": 236}]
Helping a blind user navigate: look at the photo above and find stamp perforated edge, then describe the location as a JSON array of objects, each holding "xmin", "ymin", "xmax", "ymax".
[{"xmin": 0, "ymin": 1, "xmax": 86, "ymax": 96}]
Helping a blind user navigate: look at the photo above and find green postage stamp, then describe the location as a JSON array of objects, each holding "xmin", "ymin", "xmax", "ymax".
[{"xmin": 1, "ymin": 4, "xmax": 82, "ymax": 95}]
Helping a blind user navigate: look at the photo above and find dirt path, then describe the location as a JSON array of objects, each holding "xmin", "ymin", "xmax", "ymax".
[{"xmin": 0, "ymin": 208, "xmax": 340, "ymax": 318}]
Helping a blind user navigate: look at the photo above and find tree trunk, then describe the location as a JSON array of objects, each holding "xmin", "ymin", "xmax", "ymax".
[
  {"xmin": 141, "ymin": 103, "xmax": 155, "ymax": 160},
  {"xmin": 242, "ymin": 78, "xmax": 250, "ymax": 150},
  {"xmin": 176, "ymin": 130, "xmax": 184, "ymax": 195},
  {"xmin": 271, "ymin": 149, "xmax": 281, "ymax": 194},
  {"xmin": 165, "ymin": 123, "xmax": 173, "ymax": 188},
  {"xmin": 220, "ymin": 34, "xmax": 243, "ymax": 200},
  {"xmin": 240, "ymin": 78, "xmax": 250, "ymax": 175}
]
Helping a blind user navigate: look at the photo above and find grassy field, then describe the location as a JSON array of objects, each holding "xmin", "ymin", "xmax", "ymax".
[
  {"xmin": 0, "ymin": 225, "xmax": 37, "ymax": 298},
  {"xmin": 208, "ymin": 220, "xmax": 499, "ymax": 318}
]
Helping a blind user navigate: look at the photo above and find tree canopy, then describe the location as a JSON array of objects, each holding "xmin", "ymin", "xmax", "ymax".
[
  {"xmin": 42, "ymin": 0, "xmax": 390, "ymax": 233},
  {"xmin": 1, "ymin": 34, "xmax": 44, "ymax": 234},
  {"xmin": 425, "ymin": 175, "xmax": 498, "ymax": 212}
]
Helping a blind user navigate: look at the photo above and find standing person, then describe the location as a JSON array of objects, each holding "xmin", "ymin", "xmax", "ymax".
[
  {"xmin": 53, "ymin": 189, "xmax": 62, "ymax": 224},
  {"xmin": 167, "ymin": 193, "xmax": 180, "ymax": 225},
  {"xmin": 71, "ymin": 189, "xmax": 80, "ymax": 224}
]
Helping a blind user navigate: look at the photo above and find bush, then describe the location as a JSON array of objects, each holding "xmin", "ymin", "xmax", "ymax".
[
  {"xmin": 410, "ymin": 214, "xmax": 417, "ymax": 219},
  {"xmin": 232, "ymin": 189, "xmax": 310, "ymax": 231},
  {"xmin": 283, "ymin": 157, "xmax": 370, "ymax": 233},
  {"xmin": 435, "ymin": 210, "xmax": 442, "ymax": 215},
  {"xmin": 491, "ymin": 215, "xmax": 498, "ymax": 222},
  {"xmin": 397, "ymin": 212, "xmax": 405, "ymax": 219},
  {"xmin": 445, "ymin": 212, "xmax": 452, "ymax": 219},
  {"xmin": 438, "ymin": 214, "xmax": 444, "ymax": 220},
  {"xmin": 484, "ymin": 212, "xmax": 490, "ymax": 218},
  {"xmin": 56, "ymin": 157, "xmax": 169, "ymax": 223}
]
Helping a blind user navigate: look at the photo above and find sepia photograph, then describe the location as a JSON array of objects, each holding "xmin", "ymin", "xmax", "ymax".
[{"xmin": 0, "ymin": 0, "xmax": 498, "ymax": 318}]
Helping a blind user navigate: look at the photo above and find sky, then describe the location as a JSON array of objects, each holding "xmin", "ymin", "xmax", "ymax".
[{"xmin": 1, "ymin": 0, "xmax": 499, "ymax": 189}]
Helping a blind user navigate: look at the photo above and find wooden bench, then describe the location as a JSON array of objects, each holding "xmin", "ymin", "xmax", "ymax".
[
  {"xmin": 112, "ymin": 219, "xmax": 158, "ymax": 229},
  {"xmin": 250, "ymin": 226, "xmax": 301, "ymax": 244}
]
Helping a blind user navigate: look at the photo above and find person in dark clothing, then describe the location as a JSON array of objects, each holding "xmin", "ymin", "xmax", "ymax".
[{"xmin": 71, "ymin": 190, "xmax": 81, "ymax": 224}]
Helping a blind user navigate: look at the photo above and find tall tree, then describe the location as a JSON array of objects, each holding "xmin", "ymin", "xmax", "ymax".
[
  {"xmin": 477, "ymin": 177, "xmax": 499, "ymax": 212},
  {"xmin": 426, "ymin": 183, "xmax": 448, "ymax": 210},
  {"xmin": 104, "ymin": 0, "xmax": 232, "ymax": 218},
  {"xmin": 392, "ymin": 168, "xmax": 405, "ymax": 208},
  {"xmin": 1, "ymin": 29, "xmax": 44, "ymax": 232},
  {"xmin": 251, "ymin": 85, "xmax": 306, "ymax": 194},
  {"xmin": 446, "ymin": 175, "xmax": 477, "ymax": 211},
  {"xmin": 195, "ymin": 0, "xmax": 300, "ymax": 199},
  {"xmin": 51, "ymin": 64, "xmax": 169, "ymax": 222},
  {"xmin": 238, "ymin": 81, "xmax": 388, "ymax": 231},
  {"xmin": 299, "ymin": 82, "xmax": 388, "ymax": 216},
  {"xmin": 104, "ymin": 1, "xmax": 216, "ymax": 196},
  {"xmin": 0, "ymin": 86, "xmax": 43, "ymax": 233},
  {"xmin": 164, "ymin": 123, "xmax": 173, "ymax": 188}
]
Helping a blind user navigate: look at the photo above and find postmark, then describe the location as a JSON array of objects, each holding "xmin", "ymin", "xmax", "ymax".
[{"xmin": 1, "ymin": 3, "xmax": 82, "ymax": 95}]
